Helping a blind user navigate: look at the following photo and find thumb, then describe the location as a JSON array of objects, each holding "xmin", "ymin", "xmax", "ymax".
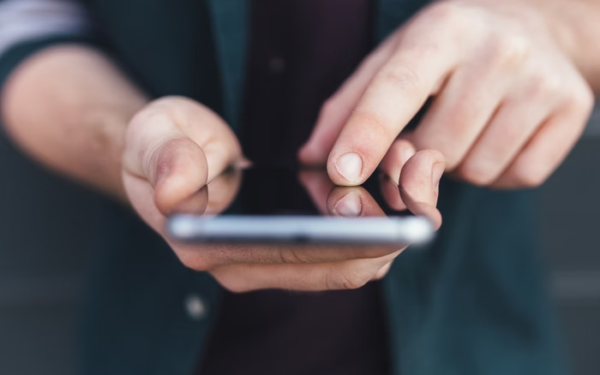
[
  {"xmin": 122, "ymin": 97, "xmax": 242, "ymax": 214},
  {"xmin": 151, "ymin": 137, "xmax": 209, "ymax": 214},
  {"xmin": 398, "ymin": 149, "xmax": 445, "ymax": 229}
]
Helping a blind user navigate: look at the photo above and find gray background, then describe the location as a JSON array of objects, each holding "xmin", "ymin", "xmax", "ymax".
[
  {"xmin": 541, "ymin": 109, "xmax": 600, "ymax": 375},
  {"xmin": 0, "ymin": 110, "xmax": 599, "ymax": 374}
]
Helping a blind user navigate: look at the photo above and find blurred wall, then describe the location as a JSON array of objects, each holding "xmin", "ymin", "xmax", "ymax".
[
  {"xmin": 540, "ymin": 108, "xmax": 600, "ymax": 375},
  {"xmin": 0, "ymin": 132, "xmax": 109, "ymax": 374}
]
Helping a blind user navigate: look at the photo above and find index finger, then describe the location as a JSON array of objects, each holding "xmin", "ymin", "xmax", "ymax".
[{"xmin": 326, "ymin": 30, "xmax": 460, "ymax": 186}]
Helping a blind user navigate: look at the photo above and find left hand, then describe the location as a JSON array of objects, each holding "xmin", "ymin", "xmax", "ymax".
[{"xmin": 299, "ymin": 0, "xmax": 595, "ymax": 188}]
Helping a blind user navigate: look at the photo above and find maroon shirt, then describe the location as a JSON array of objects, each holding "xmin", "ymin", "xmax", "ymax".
[{"xmin": 198, "ymin": 1, "xmax": 391, "ymax": 374}]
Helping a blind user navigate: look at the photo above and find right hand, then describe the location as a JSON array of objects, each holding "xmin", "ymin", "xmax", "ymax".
[{"xmin": 122, "ymin": 96, "xmax": 444, "ymax": 292}]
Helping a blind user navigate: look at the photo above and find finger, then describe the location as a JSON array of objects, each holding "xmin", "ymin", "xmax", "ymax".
[
  {"xmin": 122, "ymin": 112, "xmax": 209, "ymax": 214},
  {"xmin": 492, "ymin": 91, "xmax": 593, "ymax": 189},
  {"xmin": 380, "ymin": 174, "xmax": 407, "ymax": 211},
  {"xmin": 380, "ymin": 137, "xmax": 416, "ymax": 184},
  {"xmin": 157, "ymin": 97, "xmax": 243, "ymax": 183},
  {"xmin": 151, "ymin": 138, "xmax": 209, "ymax": 214},
  {"xmin": 125, "ymin": 168, "xmax": 400, "ymax": 271},
  {"xmin": 372, "ymin": 261, "xmax": 393, "ymax": 280},
  {"xmin": 399, "ymin": 150, "xmax": 445, "ymax": 229},
  {"xmin": 298, "ymin": 170, "xmax": 335, "ymax": 214},
  {"xmin": 298, "ymin": 36, "xmax": 399, "ymax": 165},
  {"xmin": 326, "ymin": 186, "xmax": 386, "ymax": 217},
  {"xmin": 176, "ymin": 242, "xmax": 405, "ymax": 272},
  {"xmin": 455, "ymin": 92, "xmax": 557, "ymax": 185},
  {"xmin": 122, "ymin": 98, "xmax": 242, "ymax": 214},
  {"xmin": 326, "ymin": 29, "xmax": 460, "ymax": 186},
  {"xmin": 171, "ymin": 186, "xmax": 209, "ymax": 215},
  {"xmin": 173, "ymin": 183, "xmax": 399, "ymax": 269},
  {"xmin": 412, "ymin": 48, "xmax": 522, "ymax": 171},
  {"xmin": 125, "ymin": 171, "xmax": 400, "ymax": 270},
  {"xmin": 210, "ymin": 250, "xmax": 401, "ymax": 292},
  {"xmin": 204, "ymin": 168, "xmax": 243, "ymax": 215}
]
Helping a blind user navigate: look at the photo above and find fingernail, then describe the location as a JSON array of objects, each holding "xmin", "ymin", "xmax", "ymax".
[
  {"xmin": 334, "ymin": 192, "xmax": 362, "ymax": 217},
  {"xmin": 432, "ymin": 163, "xmax": 445, "ymax": 191},
  {"xmin": 335, "ymin": 153, "xmax": 363, "ymax": 183}
]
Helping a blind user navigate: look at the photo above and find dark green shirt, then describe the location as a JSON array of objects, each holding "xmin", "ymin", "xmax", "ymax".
[{"xmin": 0, "ymin": 1, "xmax": 564, "ymax": 374}]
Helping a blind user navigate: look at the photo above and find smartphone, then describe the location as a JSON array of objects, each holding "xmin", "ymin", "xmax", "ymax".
[{"xmin": 166, "ymin": 167, "xmax": 434, "ymax": 246}]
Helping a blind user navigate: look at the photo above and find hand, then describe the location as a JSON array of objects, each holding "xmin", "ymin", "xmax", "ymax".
[
  {"xmin": 299, "ymin": 0, "xmax": 594, "ymax": 188},
  {"xmin": 210, "ymin": 145, "xmax": 443, "ymax": 292},
  {"xmin": 122, "ymin": 104, "xmax": 443, "ymax": 292},
  {"xmin": 122, "ymin": 96, "xmax": 244, "ymax": 216}
]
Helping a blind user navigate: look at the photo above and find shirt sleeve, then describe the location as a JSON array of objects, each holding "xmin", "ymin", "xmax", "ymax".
[{"xmin": 0, "ymin": 0, "xmax": 98, "ymax": 92}]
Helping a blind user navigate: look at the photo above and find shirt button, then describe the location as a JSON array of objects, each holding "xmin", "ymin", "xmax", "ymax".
[
  {"xmin": 268, "ymin": 56, "xmax": 286, "ymax": 74},
  {"xmin": 184, "ymin": 294, "xmax": 207, "ymax": 320}
]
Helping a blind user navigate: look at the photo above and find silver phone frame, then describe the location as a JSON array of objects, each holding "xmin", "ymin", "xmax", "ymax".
[{"xmin": 167, "ymin": 215, "xmax": 434, "ymax": 246}]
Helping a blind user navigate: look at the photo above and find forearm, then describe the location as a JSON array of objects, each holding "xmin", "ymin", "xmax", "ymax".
[{"xmin": 1, "ymin": 45, "xmax": 147, "ymax": 200}]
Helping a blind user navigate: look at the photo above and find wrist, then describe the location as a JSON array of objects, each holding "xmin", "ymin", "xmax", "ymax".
[
  {"xmin": 2, "ymin": 45, "xmax": 149, "ymax": 202},
  {"xmin": 527, "ymin": 0, "xmax": 600, "ymax": 90}
]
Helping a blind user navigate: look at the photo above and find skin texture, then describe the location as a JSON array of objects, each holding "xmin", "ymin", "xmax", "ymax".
[
  {"xmin": 299, "ymin": 0, "xmax": 597, "ymax": 189},
  {"xmin": 1, "ymin": 47, "xmax": 443, "ymax": 292},
  {"xmin": 2, "ymin": 47, "xmax": 146, "ymax": 200},
  {"xmin": 122, "ymin": 98, "xmax": 444, "ymax": 292},
  {"xmin": 3, "ymin": 0, "xmax": 600, "ymax": 291}
]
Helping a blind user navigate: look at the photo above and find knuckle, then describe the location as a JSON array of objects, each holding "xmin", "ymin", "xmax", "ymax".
[
  {"xmin": 380, "ymin": 64, "xmax": 423, "ymax": 97},
  {"xmin": 570, "ymin": 84, "xmax": 595, "ymax": 114},
  {"xmin": 489, "ymin": 35, "xmax": 530, "ymax": 69},
  {"xmin": 351, "ymin": 109, "xmax": 396, "ymax": 140},
  {"xmin": 414, "ymin": 149, "xmax": 446, "ymax": 167},
  {"xmin": 526, "ymin": 74, "xmax": 562, "ymax": 101},
  {"xmin": 278, "ymin": 248, "xmax": 305, "ymax": 264},
  {"xmin": 426, "ymin": 149, "xmax": 446, "ymax": 165},
  {"xmin": 425, "ymin": 2, "xmax": 467, "ymax": 26}
]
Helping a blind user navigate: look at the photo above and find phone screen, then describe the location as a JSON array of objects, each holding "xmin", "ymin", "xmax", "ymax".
[{"xmin": 221, "ymin": 167, "xmax": 413, "ymax": 218}]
